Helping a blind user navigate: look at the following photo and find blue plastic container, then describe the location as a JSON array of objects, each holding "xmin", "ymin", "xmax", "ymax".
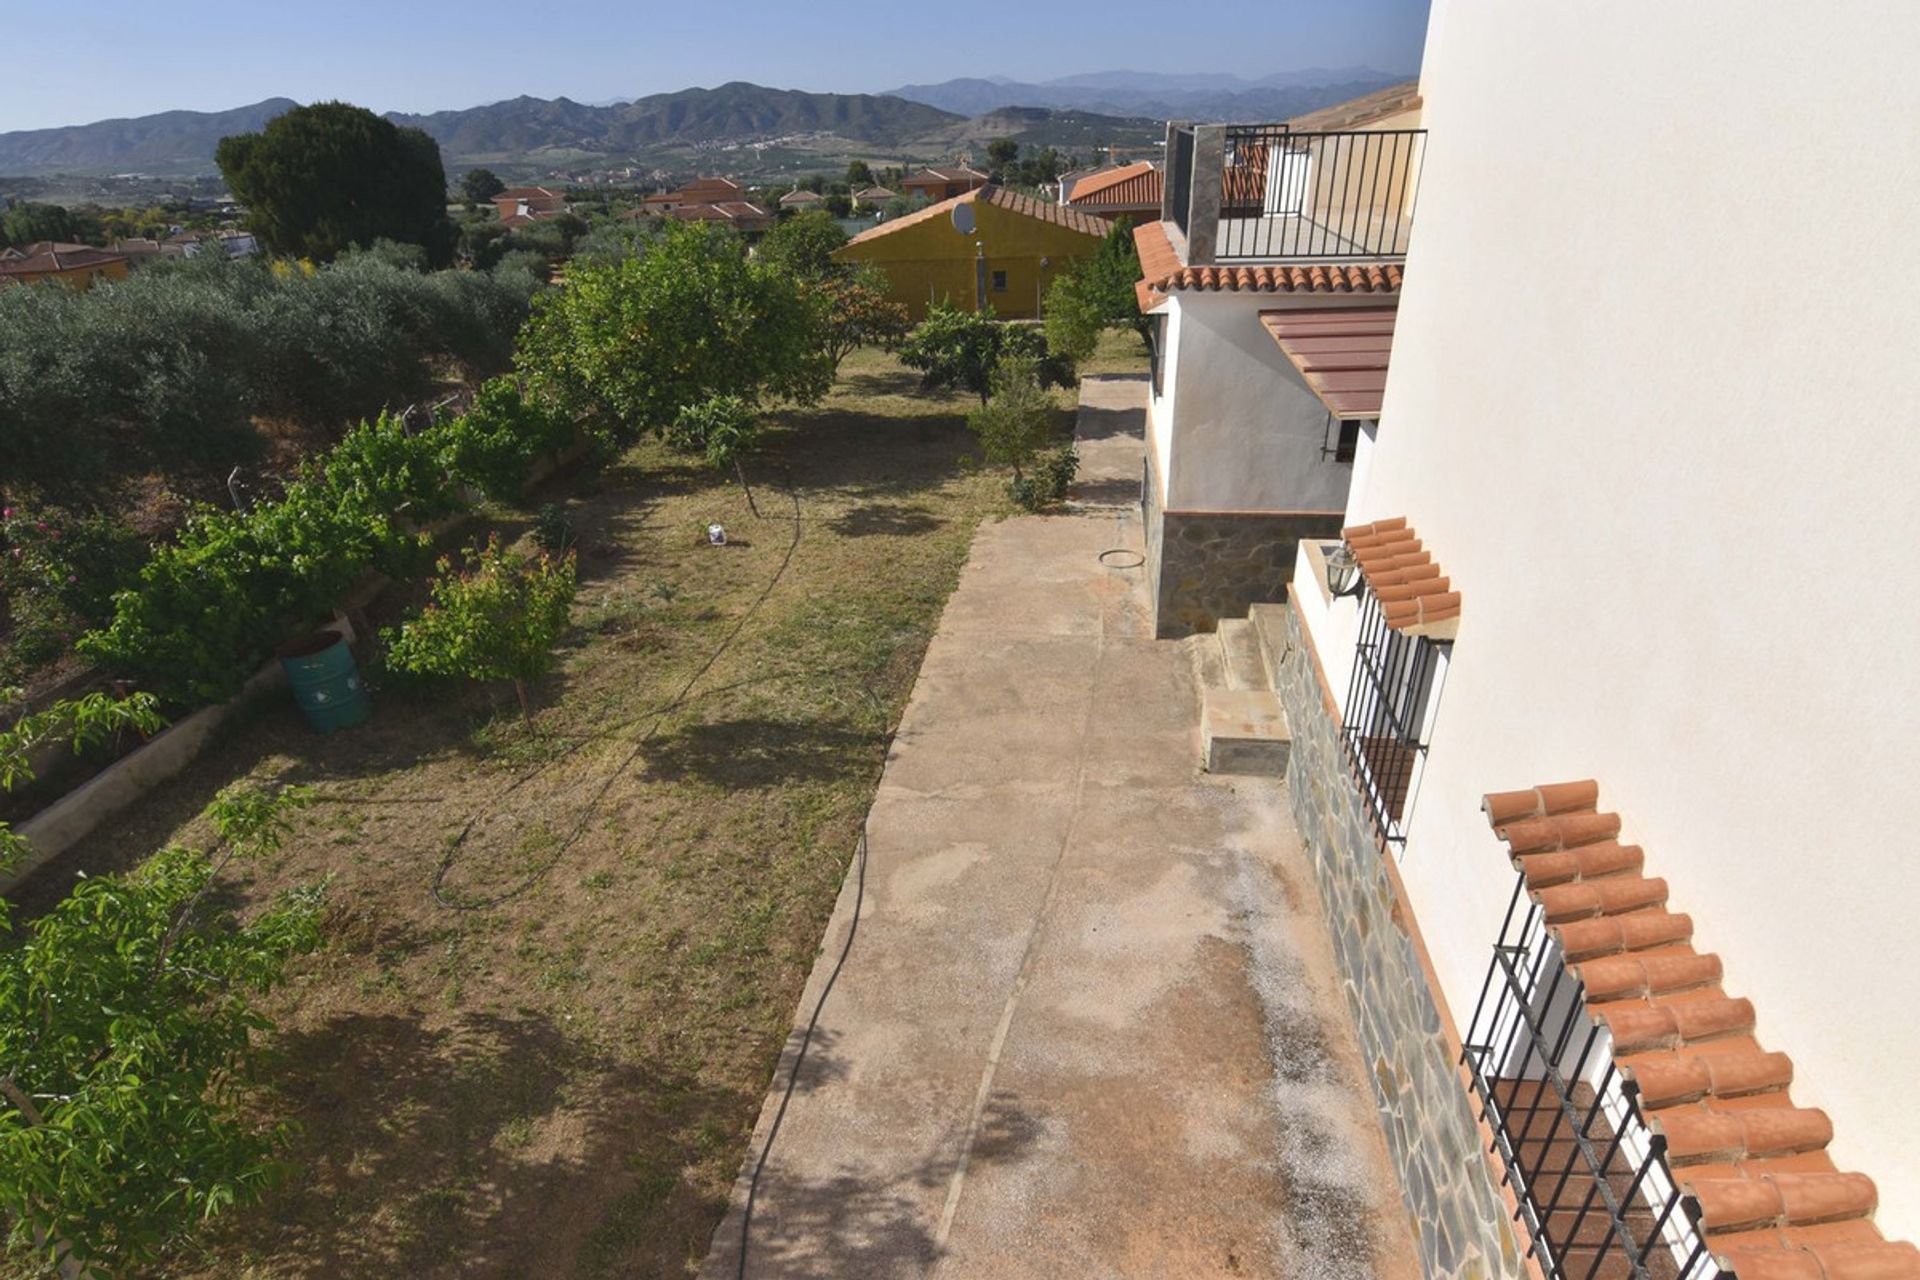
[{"xmin": 278, "ymin": 630, "xmax": 371, "ymax": 733}]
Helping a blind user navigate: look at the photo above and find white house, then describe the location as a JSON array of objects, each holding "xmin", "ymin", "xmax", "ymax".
[
  {"xmin": 1182, "ymin": 4, "xmax": 1920, "ymax": 1278},
  {"xmin": 1135, "ymin": 86, "xmax": 1425, "ymax": 637}
]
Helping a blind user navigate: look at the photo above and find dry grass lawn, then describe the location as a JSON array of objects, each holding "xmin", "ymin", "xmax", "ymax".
[{"xmin": 7, "ymin": 334, "xmax": 1145, "ymax": 1280}]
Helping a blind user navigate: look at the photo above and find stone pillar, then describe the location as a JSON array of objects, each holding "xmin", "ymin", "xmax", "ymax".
[{"xmin": 1186, "ymin": 125, "xmax": 1226, "ymax": 266}]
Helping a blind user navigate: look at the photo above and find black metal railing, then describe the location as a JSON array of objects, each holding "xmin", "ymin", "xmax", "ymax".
[
  {"xmin": 1460, "ymin": 883, "xmax": 1716, "ymax": 1280},
  {"xmin": 1167, "ymin": 125, "xmax": 1195, "ymax": 239},
  {"xmin": 1340, "ymin": 583, "xmax": 1442, "ymax": 849},
  {"xmin": 1214, "ymin": 125, "xmax": 1425, "ymax": 261}
]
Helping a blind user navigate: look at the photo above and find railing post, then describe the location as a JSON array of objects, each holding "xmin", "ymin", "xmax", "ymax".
[
  {"xmin": 1187, "ymin": 124, "xmax": 1225, "ymax": 266},
  {"xmin": 1161, "ymin": 120, "xmax": 1188, "ymax": 224}
]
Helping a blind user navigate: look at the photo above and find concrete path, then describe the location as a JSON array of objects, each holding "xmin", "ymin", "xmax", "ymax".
[{"xmin": 702, "ymin": 376, "xmax": 1416, "ymax": 1280}]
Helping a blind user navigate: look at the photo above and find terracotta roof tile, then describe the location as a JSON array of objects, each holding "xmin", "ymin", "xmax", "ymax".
[
  {"xmin": 1131, "ymin": 221, "xmax": 1404, "ymax": 312},
  {"xmin": 1481, "ymin": 783, "xmax": 1920, "ymax": 1280},
  {"xmin": 1065, "ymin": 160, "xmax": 1163, "ymax": 209},
  {"xmin": 1340, "ymin": 517, "xmax": 1459, "ymax": 638},
  {"xmin": 840, "ymin": 184, "xmax": 1109, "ymax": 250}
]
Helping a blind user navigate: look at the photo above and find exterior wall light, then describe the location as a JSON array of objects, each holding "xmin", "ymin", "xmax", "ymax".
[{"xmin": 1326, "ymin": 544, "xmax": 1364, "ymax": 599}]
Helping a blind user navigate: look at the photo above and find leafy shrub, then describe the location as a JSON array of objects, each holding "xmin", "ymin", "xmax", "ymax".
[
  {"xmin": 665, "ymin": 395, "xmax": 761, "ymax": 471},
  {"xmin": 383, "ymin": 535, "xmax": 578, "ymax": 719},
  {"xmin": 79, "ymin": 414, "xmax": 461, "ymax": 705},
  {"xmin": 0, "ymin": 784, "xmax": 323, "ymax": 1276},
  {"xmin": 1012, "ymin": 446, "xmax": 1079, "ymax": 511},
  {"xmin": 532, "ymin": 503, "xmax": 573, "ymax": 554},
  {"xmin": 1, "ymin": 507, "xmax": 147, "ymax": 682},
  {"xmin": 967, "ymin": 352, "xmax": 1067, "ymax": 509},
  {"xmin": 438, "ymin": 377, "xmax": 578, "ymax": 501},
  {"xmin": 899, "ymin": 304, "xmax": 1076, "ymax": 405},
  {"xmin": 0, "ymin": 251, "xmax": 540, "ymax": 505}
]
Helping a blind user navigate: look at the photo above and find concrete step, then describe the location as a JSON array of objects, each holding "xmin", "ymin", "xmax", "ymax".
[
  {"xmin": 1248, "ymin": 603, "xmax": 1293, "ymax": 693},
  {"xmin": 1215, "ymin": 617, "xmax": 1271, "ymax": 691},
  {"xmin": 1202, "ymin": 686, "xmax": 1292, "ymax": 775}
]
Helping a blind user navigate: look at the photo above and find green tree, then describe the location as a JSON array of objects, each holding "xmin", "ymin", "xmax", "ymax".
[
  {"xmin": 985, "ymin": 139, "xmax": 1020, "ymax": 181},
  {"xmin": 0, "ymin": 779, "xmax": 323, "ymax": 1278},
  {"xmin": 383, "ymin": 534, "xmax": 578, "ymax": 720},
  {"xmin": 460, "ymin": 167, "xmax": 506, "ymax": 206},
  {"xmin": 216, "ymin": 102, "xmax": 455, "ymax": 266},
  {"xmin": 516, "ymin": 220, "xmax": 830, "ymax": 439},
  {"xmin": 757, "ymin": 208, "xmax": 849, "ymax": 279},
  {"xmin": 898, "ymin": 303, "xmax": 1076, "ymax": 405},
  {"xmin": 967, "ymin": 353, "xmax": 1077, "ymax": 509},
  {"xmin": 0, "ymin": 202, "xmax": 79, "ymax": 249},
  {"xmin": 1044, "ymin": 217, "xmax": 1147, "ymax": 361},
  {"xmin": 808, "ymin": 267, "xmax": 909, "ymax": 374},
  {"xmin": 845, "ymin": 159, "xmax": 875, "ymax": 189}
]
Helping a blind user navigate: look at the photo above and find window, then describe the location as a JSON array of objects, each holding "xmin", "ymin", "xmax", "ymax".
[
  {"xmin": 990, "ymin": 270, "xmax": 1008, "ymax": 292},
  {"xmin": 1147, "ymin": 315, "xmax": 1168, "ymax": 397},
  {"xmin": 1335, "ymin": 418, "xmax": 1363, "ymax": 463},
  {"xmin": 1461, "ymin": 879, "xmax": 1713, "ymax": 1279},
  {"xmin": 1322, "ymin": 413, "xmax": 1370, "ymax": 463},
  {"xmin": 1340, "ymin": 587, "xmax": 1446, "ymax": 849}
]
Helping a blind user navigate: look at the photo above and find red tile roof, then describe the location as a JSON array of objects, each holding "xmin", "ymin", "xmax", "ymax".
[
  {"xmin": 0, "ymin": 241, "xmax": 128, "ymax": 276},
  {"xmin": 1483, "ymin": 783, "xmax": 1920, "ymax": 1280},
  {"xmin": 903, "ymin": 166, "xmax": 987, "ymax": 187},
  {"xmin": 1260, "ymin": 305, "xmax": 1397, "ymax": 418},
  {"xmin": 1131, "ymin": 221, "xmax": 1403, "ymax": 312},
  {"xmin": 841, "ymin": 184, "xmax": 1109, "ymax": 249},
  {"xmin": 1342, "ymin": 517, "xmax": 1459, "ymax": 637},
  {"xmin": 1066, "ymin": 161, "xmax": 1163, "ymax": 210}
]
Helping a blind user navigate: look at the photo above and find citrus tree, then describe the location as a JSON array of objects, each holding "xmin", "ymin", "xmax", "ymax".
[
  {"xmin": 0, "ymin": 778, "xmax": 323, "ymax": 1278},
  {"xmin": 898, "ymin": 303, "xmax": 1076, "ymax": 405},
  {"xmin": 515, "ymin": 221, "xmax": 830, "ymax": 440},
  {"xmin": 383, "ymin": 535, "xmax": 578, "ymax": 720}
]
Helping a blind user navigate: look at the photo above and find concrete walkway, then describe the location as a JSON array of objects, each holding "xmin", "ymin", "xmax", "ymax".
[{"xmin": 702, "ymin": 376, "xmax": 1416, "ymax": 1280}]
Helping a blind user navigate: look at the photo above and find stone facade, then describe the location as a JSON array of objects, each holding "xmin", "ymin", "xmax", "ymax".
[
  {"xmin": 1268, "ymin": 601, "xmax": 1529, "ymax": 1280},
  {"xmin": 1141, "ymin": 448, "xmax": 1341, "ymax": 638}
]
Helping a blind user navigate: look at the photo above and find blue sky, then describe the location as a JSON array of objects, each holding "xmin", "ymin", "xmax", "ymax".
[{"xmin": 2, "ymin": 0, "xmax": 1429, "ymax": 133}]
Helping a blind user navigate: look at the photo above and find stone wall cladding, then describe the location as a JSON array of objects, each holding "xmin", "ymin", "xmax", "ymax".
[
  {"xmin": 1270, "ymin": 601, "xmax": 1529, "ymax": 1280},
  {"xmin": 1153, "ymin": 511, "xmax": 1342, "ymax": 638}
]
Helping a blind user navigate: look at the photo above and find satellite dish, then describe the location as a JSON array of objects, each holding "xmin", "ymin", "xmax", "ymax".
[{"xmin": 951, "ymin": 202, "xmax": 976, "ymax": 235}]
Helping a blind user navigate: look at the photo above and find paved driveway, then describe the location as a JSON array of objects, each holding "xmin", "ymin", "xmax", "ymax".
[{"xmin": 701, "ymin": 376, "xmax": 1417, "ymax": 1280}]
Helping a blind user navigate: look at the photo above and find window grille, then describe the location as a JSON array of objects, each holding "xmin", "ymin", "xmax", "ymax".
[
  {"xmin": 1460, "ymin": 880, "xmax": 1716, "ymax": 1280},
  {"xmin": 1340, "ymin": 582, "xmax": 1443, "ymax": 848}
]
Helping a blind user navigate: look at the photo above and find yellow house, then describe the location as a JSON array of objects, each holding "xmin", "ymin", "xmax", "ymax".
[
  {"xmin": 834, "ymin": 186, "xmax": 1110, "ymax": 322},
  {"xmin": 0, "ymin": 242, "xmax": 130, "ymax": 291}
]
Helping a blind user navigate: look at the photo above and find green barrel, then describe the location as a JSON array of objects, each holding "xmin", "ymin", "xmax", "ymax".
[{"xmin": 278, "ymin": 630, "xmax": 371, "ymax": 733}]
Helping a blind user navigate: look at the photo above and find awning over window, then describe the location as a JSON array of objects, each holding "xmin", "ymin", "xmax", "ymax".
[{"xmin": 1258, "ymin": 305, "xmax": 1398, "ymax": 419}]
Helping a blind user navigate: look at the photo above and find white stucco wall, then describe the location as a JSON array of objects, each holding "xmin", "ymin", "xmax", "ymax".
[
  {"xmin": 1154, "ymin": 292, "xmax": 1363, "ymax": 513},
  {"xmin": 1334, "ymin": 0, "xmax": 1920, "ymax": 1235}
]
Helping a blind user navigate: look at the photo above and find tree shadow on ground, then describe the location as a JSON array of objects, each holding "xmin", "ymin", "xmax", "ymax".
[
  {"xmin": 703, "ymin": 1088, "xmax": 1046, "ymax": 1279},
  {"xmin": 1073, "ymin": 375, "xmax": 1149, "ymax": 442},
  {"xmin": 215, "ymin": 999, "xmax": 752, "ymax": 1280},
  {"xmin": 641, "ymin": 716, "xmax": 876, "ymax": 790},
  {"xmin": 827, "ymin": 502, "xmax": 944, "ymax": 539}
]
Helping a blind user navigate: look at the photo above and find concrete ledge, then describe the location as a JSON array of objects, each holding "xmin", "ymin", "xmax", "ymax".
[{"xmin": 1, "ymin": 615, "xmax": 356, "ymax": 894}]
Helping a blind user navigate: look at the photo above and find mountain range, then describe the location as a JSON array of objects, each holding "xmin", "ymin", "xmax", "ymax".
[
  {"xmin": 882, "ymin": 67, "xmax": 1409, "ymax": 120},
  {"xmin": 0, "ymin": 73, "xmax": 1407, "ymax": 178}
]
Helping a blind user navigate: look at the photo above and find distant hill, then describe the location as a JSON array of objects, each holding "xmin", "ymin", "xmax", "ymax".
[
  {"xmin": 916, "ymin": 105, "xmax": 1164, "ymax": 152},
  {"xmin": 883, "ymin": 68, "xmax": 1411, "ymax": 122},
  {"xmin": 0, "ymin": 74, "xmax": 1361, "ymax": 180},
  {"xmin": 0, "ymin": 85, "xmax": 967, "ymax": 177},
  {"xmin": 389, "ymin": 82, "xmax": 965, "ymax": 160},
  {"xmin": 0, "ymin": 98, "xmax": 297, "ymax": 176}
]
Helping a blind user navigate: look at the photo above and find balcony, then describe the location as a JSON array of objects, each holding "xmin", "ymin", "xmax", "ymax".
[{"xmin": 1165, "ymin": 121, "xmax": 1426, "ymax": 265}]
